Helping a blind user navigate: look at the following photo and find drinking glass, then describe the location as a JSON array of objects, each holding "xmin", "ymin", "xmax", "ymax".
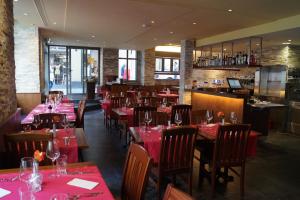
[
  {"xmin": 174, "ymin": 112, "xmax": 182, "ymax": 126},
  {"xmin": 144, "ymin": 111, "xmax": 152, "ymax": 130},
  {"xmin": 56, "ymin": 155, "xmax": 68, "ymax": 176},
  {"xmin": 32, "ymin": 115, "xmax": 40, "ymax": 129},
  {"xmin": 230, "ymin": 112, "xmax": 238, "ymax": 124},
  {"xmin": 206, "ymin": 110, "xmax": 213, "ymax": 124},
  {"xmin": 125, "ymin": 97, "xmax": 130, "ymax": 108},
  {"xmin": 162, "ymin": 98, "xmax": 167, "ymax": 108},
  {"xmin": 144, "ymin": 98, "xmax": 149, "ymax": 106},
  {"xmin": 19, "ymin": 185, "xmax": 35, "ymax": 200},
  {"xmin": 19, "ymin": 157, "xmax": 34, "ymax": 184},
  {"xmin": 61, "ymin": 115, "xmax": 68, "ymax": 130},
  {"xmin": 46, "ymin": 140, "xmax": 60, "ymax": 177}
]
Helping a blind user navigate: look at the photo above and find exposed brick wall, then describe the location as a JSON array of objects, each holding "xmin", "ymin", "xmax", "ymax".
[
  {"xmin": 143, "ymin": 48, "xmax": 156, "ymax": 85},
  {"xmin": 102, "ymin": 48, "xmax": 118, "ymax": 82},
  {"xmin": 0, "ymin": 0, "xmax": 17, "ymax": 124}
]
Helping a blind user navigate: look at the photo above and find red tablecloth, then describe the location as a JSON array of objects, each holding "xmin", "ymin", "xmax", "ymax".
[
  {"xmin": 56, "ymin": 128, "xmax": 78, "ymax": 163},
  {"xmin": 157, "ymin": 93, "xmax": 179, "ymax": 98},
  {"xmin": 101, "ymin": 100, "xmax": 111, "ymax": 112},
  {"xmin": 0, "ymin": 166, "xmax": 114, "ymax": 200},
  {"xmin": 21, "ymin": 104, "xmax": 76, "ymax": 125},
  {"xmin": 198, "ymin": 123, "xmax": 258, "ymax": 157}
]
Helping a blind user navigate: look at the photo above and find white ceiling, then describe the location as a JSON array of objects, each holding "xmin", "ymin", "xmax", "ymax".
[{"xmin": 13, "ymin": 0, "xmax": 300, "ymax": 50}]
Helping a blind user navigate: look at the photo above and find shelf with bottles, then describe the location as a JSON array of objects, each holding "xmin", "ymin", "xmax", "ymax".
[{"xmin": 193, "ymin": 37, "xmax": 262, "ymax": 69}]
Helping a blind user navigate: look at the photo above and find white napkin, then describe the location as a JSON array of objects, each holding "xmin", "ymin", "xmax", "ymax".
[
  {"xmin": 67, "ymin": 178, "xmax": 99, "ymax": 190},
  {"xmin": 0, "ymin": 188, "xmax": 11, "ymax": 198}
]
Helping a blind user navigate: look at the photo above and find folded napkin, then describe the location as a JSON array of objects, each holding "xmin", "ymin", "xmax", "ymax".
[{"xmin": 67, "ymin": 178, "xmax": 99, "ymax": 190}]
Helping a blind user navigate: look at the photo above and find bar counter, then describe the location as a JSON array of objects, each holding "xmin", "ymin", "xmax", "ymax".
[{"xmin": 191, "ymin": 90, "xmax": 246, "ymax": 122}]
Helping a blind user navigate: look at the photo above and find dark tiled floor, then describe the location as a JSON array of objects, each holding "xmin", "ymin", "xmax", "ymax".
[{"xmin": 82, "ymin": 110, "xmax": 300, "ymax": 200}]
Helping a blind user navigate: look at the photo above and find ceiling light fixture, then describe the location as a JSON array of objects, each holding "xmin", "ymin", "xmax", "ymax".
[
  {"xmin": 155, "ymin": 46, "xmax": 181, "ymax": 53},
  {"xmin": 91, "ymin": 35, "xmax": 95, "ymax": 38},
  {"xmin": 151, "ymin": 20, "xmax": 155, "ymax": 24},
  {"xmin": 14, "ymin": 0, "xmax": 18, "ymax": 2},
  {"xmin": 223, "ymin": 48, "xmax": 226, "ymax": 51},
  {"xmin": 153, "ymin": 38, "xmax": 157, "ymax": 41},
  {"xmin": 53, "ymin": 22, "xmax": 57, "ymax": 25},
  {"xmin": 282, "ymin": 42, "xmax": 291, "ymax": 45},
  {"xmin": 193, "ymin": 22, "xmax": 197, "ymax": 25},
  {"xmin": 256, "ymin": 43, "xmax": 260, "ymax": 46},
  {"xmin": 24, "ymin": 13, "xmax": 28, "ymax": 16},
  {"xmin": 288, "ymin": 39, "xmax": 292, "ymax": 42},
  {"xmin": 169, "ymin": 31, "xmax": 174, "ymax": 34},
  {"xmin": 228, "ymin": 9, "xmax": 233, "ymax": 12}
]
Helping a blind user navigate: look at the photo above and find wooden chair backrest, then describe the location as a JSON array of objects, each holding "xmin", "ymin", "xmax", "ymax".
[
  {"xmin": 110, "ymin": 96, "xmax": 125, "ymax": 109},
  {"xmin": 38, "ymin": 113, "xmax": 66, "ymax": 129},
  {"xmin": 77, "ymin": 100, "xmax": 86, "ymax": 128},
  {"xmin": 213, "ymin": 124, "xmax": 251, "ymax": 167},
  {"xmin": 171, "ymin": 104, "xmax": 192, "ymax": 125},
  {"xmin": 140, "ymin": 96, "xmax": 157, "ymax": 107},
  {"xmin": 4, "ymin": 132, "xmax": 52, "ymax": 167},
  {"xmin": 133, "ymin": 106, "xmax": 157, "ymax": 126},
  {"xmin": 155, "ymin": 112, "xmax": 169, "ymax": 126},
  {"xmin": 191, "ymin": 110, "xmax": 207, "ymax": 124},
  {"xmin": 121, "ymin": 144, "xmax": 152, "ymax": 200},
  {"xmin": 159, "ymin": 126, "xmax": 197, "ymax": 173},
  {"xmin": 163, "ymin": 184, "xmax": 194, "ymax": 200}
]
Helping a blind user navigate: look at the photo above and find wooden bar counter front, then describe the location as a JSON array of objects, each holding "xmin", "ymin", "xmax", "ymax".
[{"xmin": 191, "ymin": 90, "xmax": 246, "ymax": 122}]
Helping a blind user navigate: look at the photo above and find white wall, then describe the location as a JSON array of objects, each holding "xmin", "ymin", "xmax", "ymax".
[{"xmin": 14, "ymin": 22, "xmax": 40, "ymax": 93}]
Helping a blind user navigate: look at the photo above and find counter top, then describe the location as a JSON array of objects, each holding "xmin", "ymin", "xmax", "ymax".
[
  {"xmin": 191, "ymin": 89, "xmax": 246, "ymax": 99},
  {"xmin": 248, "ymin": 102, "xmax": 287, "ymax": 109}
]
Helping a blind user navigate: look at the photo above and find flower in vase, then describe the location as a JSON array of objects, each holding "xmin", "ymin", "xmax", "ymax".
[
  {"xmin": 34, "ymin": 150, "xmax": 45, "ymax": 162},
  {"xmin": 217, "ymin": 111, "xmax": 225, "ymax": 119}
]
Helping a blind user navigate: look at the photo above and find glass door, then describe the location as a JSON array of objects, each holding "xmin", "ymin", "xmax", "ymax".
[{"xmin": 69, "ymin": 48, "xmax": 84, "ymax": 94}]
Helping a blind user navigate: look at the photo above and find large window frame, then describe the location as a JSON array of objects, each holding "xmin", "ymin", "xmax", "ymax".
[
  {"xmin": 155, "ymin": 57, "xmax": 180, "ymax": 80},
  {"xmin": 118, "ymin": 49, "xmax": 137, "ymax": 81}
]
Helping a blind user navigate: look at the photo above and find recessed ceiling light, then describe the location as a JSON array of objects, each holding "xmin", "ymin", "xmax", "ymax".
[
  {"xmin": 256, "ymin": 43, "xmax": 260, "ymax": 46},
  {"xmin": 192, "ymin": 22, "xmax": 197, "ymax": 25},
  {"xmin": 282, "ymin": 42, "xmax": 291, "ymax": 45},
  {"xmin": 151, "ymin": 20, "xmax": 155, "ymax": 24},
  {"xmin": 223, "ymin": 48, "xmax": 226, "ymax": 51},
  {"xmin": 53, "ymin": 22, "xmax": 57, "ymax": 25},
  {"xmin": 169, "ymin": 31, "xmax": 174, "ymax": 34},
  {"xmin": 288, "ymin": 39, "xmax": 292, "ymax": 42},
  {"xmin": 228, "ymin": 9, "xmax": 233, "ymax": 12},
  {"xmin": 14, "ymin": 0, "xmax": 18, "ymax": 2},
  {"xmin": 24, "ymin": 13, "xmax": 28, "ymax": 16},
  {"xmin": 142, "ymin": 24, "xmax": 147, "ymax": 28},
  {"xmin": 91, "ymin": 35, "xmax": 95, "ymax": 38}
]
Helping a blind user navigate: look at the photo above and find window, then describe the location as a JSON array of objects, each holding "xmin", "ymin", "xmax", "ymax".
[
  {"xmin": 154, "ymin": 57, "xmax": 180, "ymax": 80},
  {"xmin": 118, "ymin": 49, "xmax": 137, "ymax": 81}
]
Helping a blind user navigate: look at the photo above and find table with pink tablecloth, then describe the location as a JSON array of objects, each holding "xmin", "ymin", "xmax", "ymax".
[
  {"xmin": 0, "ymin": 165, "xmax": 114, "ymax": 200},
  {"xmin": 198, "ymin": 123, "xmax": 258, "ymax": 157},
  {"xmin": 112, "ymin": 107, "xmax": 134, "ymax": 126},
  {"xmin": 157, "ymin": 93, "xmax": 179, "ymax": 98},
  {"xmin": 21, "ymin": 103, "xmax": 76, "ymax": 125},
  {"xmin": 101, "ymin": 100, "xmax": 111, "ymax": 112},
  {"xmin": 56, "ymin": 128, "xmax": 78, "ymax": 163}
]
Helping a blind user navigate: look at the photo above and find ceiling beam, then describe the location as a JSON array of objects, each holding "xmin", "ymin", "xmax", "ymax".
[{"xmin": 196, "ymin": 14, "xmax": 300, "ymax": 46}]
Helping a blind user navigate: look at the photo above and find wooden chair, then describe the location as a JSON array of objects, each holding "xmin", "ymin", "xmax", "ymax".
[
  {"xmin": 76, "ymin": 100, "xmax": 86, "ymax": 129},
  {"xmin": 121, "ymin": 144, "xmax": 152, "ymax": 200},
  {"xmin": 37, "ymin": 113, "xmax": 67, "ymax": 129},
  {"xmin": 133, "ymin": 106, "xmax": 157, "ymax": 126},
  {"xmin": 153, "ymin": 126, "xmax": 197, "ymax": 199},
  {"xmin": 170, "ymin": 104, "xmax": 192, "ymax": 125},
  {"xmin": 207, "ymin": 124, "xmax": 251, "ymax": 197},
  {"xmin": 107, "ymin": 96, "xmax": 125, "ymax": 128},
  {"xmin": 4, "ymin": 132, "xmax": 52, "ymax": 167},
  {"xmin": 163, "ymin": 184, "xmax": 194, "ymax": 200}
]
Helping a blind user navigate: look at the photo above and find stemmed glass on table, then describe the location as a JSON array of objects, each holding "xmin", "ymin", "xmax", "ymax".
[
  {"xmin": 162, "ymin": 98, "xmax": 167, "ymax": 108},
  {"xmin": 32, "ymin": 115, "xmax": 41, "ymax": 130},
  {"xmin": 46, "ymin": 139, "xmax": 60, "ymax": 177},
  {"xmin": 206, "ymin": 110, "xmax": 213, "ymax": 124},
  {"xmin": 174, "ymin": 111, "xmax": 182, "ymax": 126},
  {"xmin": 144, "ymin": 111, "xmax": 152, "ymax": 132},
  {"xmin": 61, "ymin": 115, "xmax": 69, "ymax": 131},
  {"xmin": 230, "ymin": 112, "xmax": 238, "ymax": 124}
]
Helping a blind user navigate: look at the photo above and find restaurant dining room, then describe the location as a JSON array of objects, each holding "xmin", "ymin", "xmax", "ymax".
[{"xmin": 1, "ymin": 0, "xmax": 300, "ymax": 199}]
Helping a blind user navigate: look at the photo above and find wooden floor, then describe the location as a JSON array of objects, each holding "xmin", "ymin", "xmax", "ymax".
[{"xmin": 53, "ymin": 109, "xmax": 300, "ymax": 199}]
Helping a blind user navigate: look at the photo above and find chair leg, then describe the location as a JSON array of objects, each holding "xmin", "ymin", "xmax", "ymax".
[
  {"xmin": 210, "ymin": 167, "xmax": 216, "ymax": 199},
  {"xmin": 157, "ymin": 176, "xmax": 162, "ymax": 200},
  {"xmin": 240, "ymin": 164, "xmax": 245, "ymax": 196},
  {"xmin": 189, "ymin": 170, "xmax": 193, "ymax": 195}
]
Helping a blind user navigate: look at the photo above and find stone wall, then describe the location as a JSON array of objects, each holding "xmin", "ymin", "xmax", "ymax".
[
  {"xmin": 0, "ymin": 0, "xmax": 17, "ymax": 124},
  {"xmin": 143, "ymin": 48, "xmax": 156, "ymax": 85},
  {"xmin": 14, "ymin": 22, "xmax": 40, "ymax": 93},
  {"xmin": 102, "ymin": 48, "xmax": 118, "ymax": 83}
]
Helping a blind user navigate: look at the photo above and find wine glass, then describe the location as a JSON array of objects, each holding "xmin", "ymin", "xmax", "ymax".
[
  {"xmin": 174, "ymin": 112, "xmax": 182, "ymax": 126},
  {"xmin": 144, "ymin": 111, "xmax": 152, "ymax": 131},
  {"xmin": 206, "ymin": 110, "xmax": 213, "ymax": 124},
  {"xmin": 162, "ymin": 98, "xmax": 167, "ymax": 108},
  {"xmin": 61, "ymin": 115, "xmax": 68, "ymax": 131},
  {"xmin": 19, "ymin": 157, "xmax": 34, "ymax": 184},
  {"xmin": 230, "ymin": 112, "xmax": 238, "ymax": 124},
  {"xmin": 144, "ymin": 98, "xmax": 149, "ymax": 106},
  {"xmin": 125, "ymin": 97, "xmax": 130, "ymax": 108},
  {"xmin": 32, "ymin": 115, "xmax": 40, "ymax": 129},
  {"xmin": 46, "ymin": 140, "xmax": 60, "ymax": 177}
]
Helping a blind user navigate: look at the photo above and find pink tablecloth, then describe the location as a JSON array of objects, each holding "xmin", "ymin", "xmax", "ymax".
[
  {"xmin": 21, "ymin": 104, "xmax": 76, "ymax": 125},
  {"xmin": 56, "ymin": 128, "xmax": 78, "ymax": 163},
  {"xmin": 158, "ymin": 93, "xmax": 179, "ymax": 98},
  {"xmin": 0, "ymin": 166, "xmax": 114, "ymax": 200},
  {"xmin": 101, "ymin": 100, "xmax": 111, "ymax": 112},
  {"xmin": 198, "ymin": 123, "xmax": 258, "ymax": 157}
]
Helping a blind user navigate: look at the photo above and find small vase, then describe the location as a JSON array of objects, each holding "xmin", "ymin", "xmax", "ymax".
[{"xmin": 29, "ymin": 161, "xmax": 43, "ymax": 192}]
